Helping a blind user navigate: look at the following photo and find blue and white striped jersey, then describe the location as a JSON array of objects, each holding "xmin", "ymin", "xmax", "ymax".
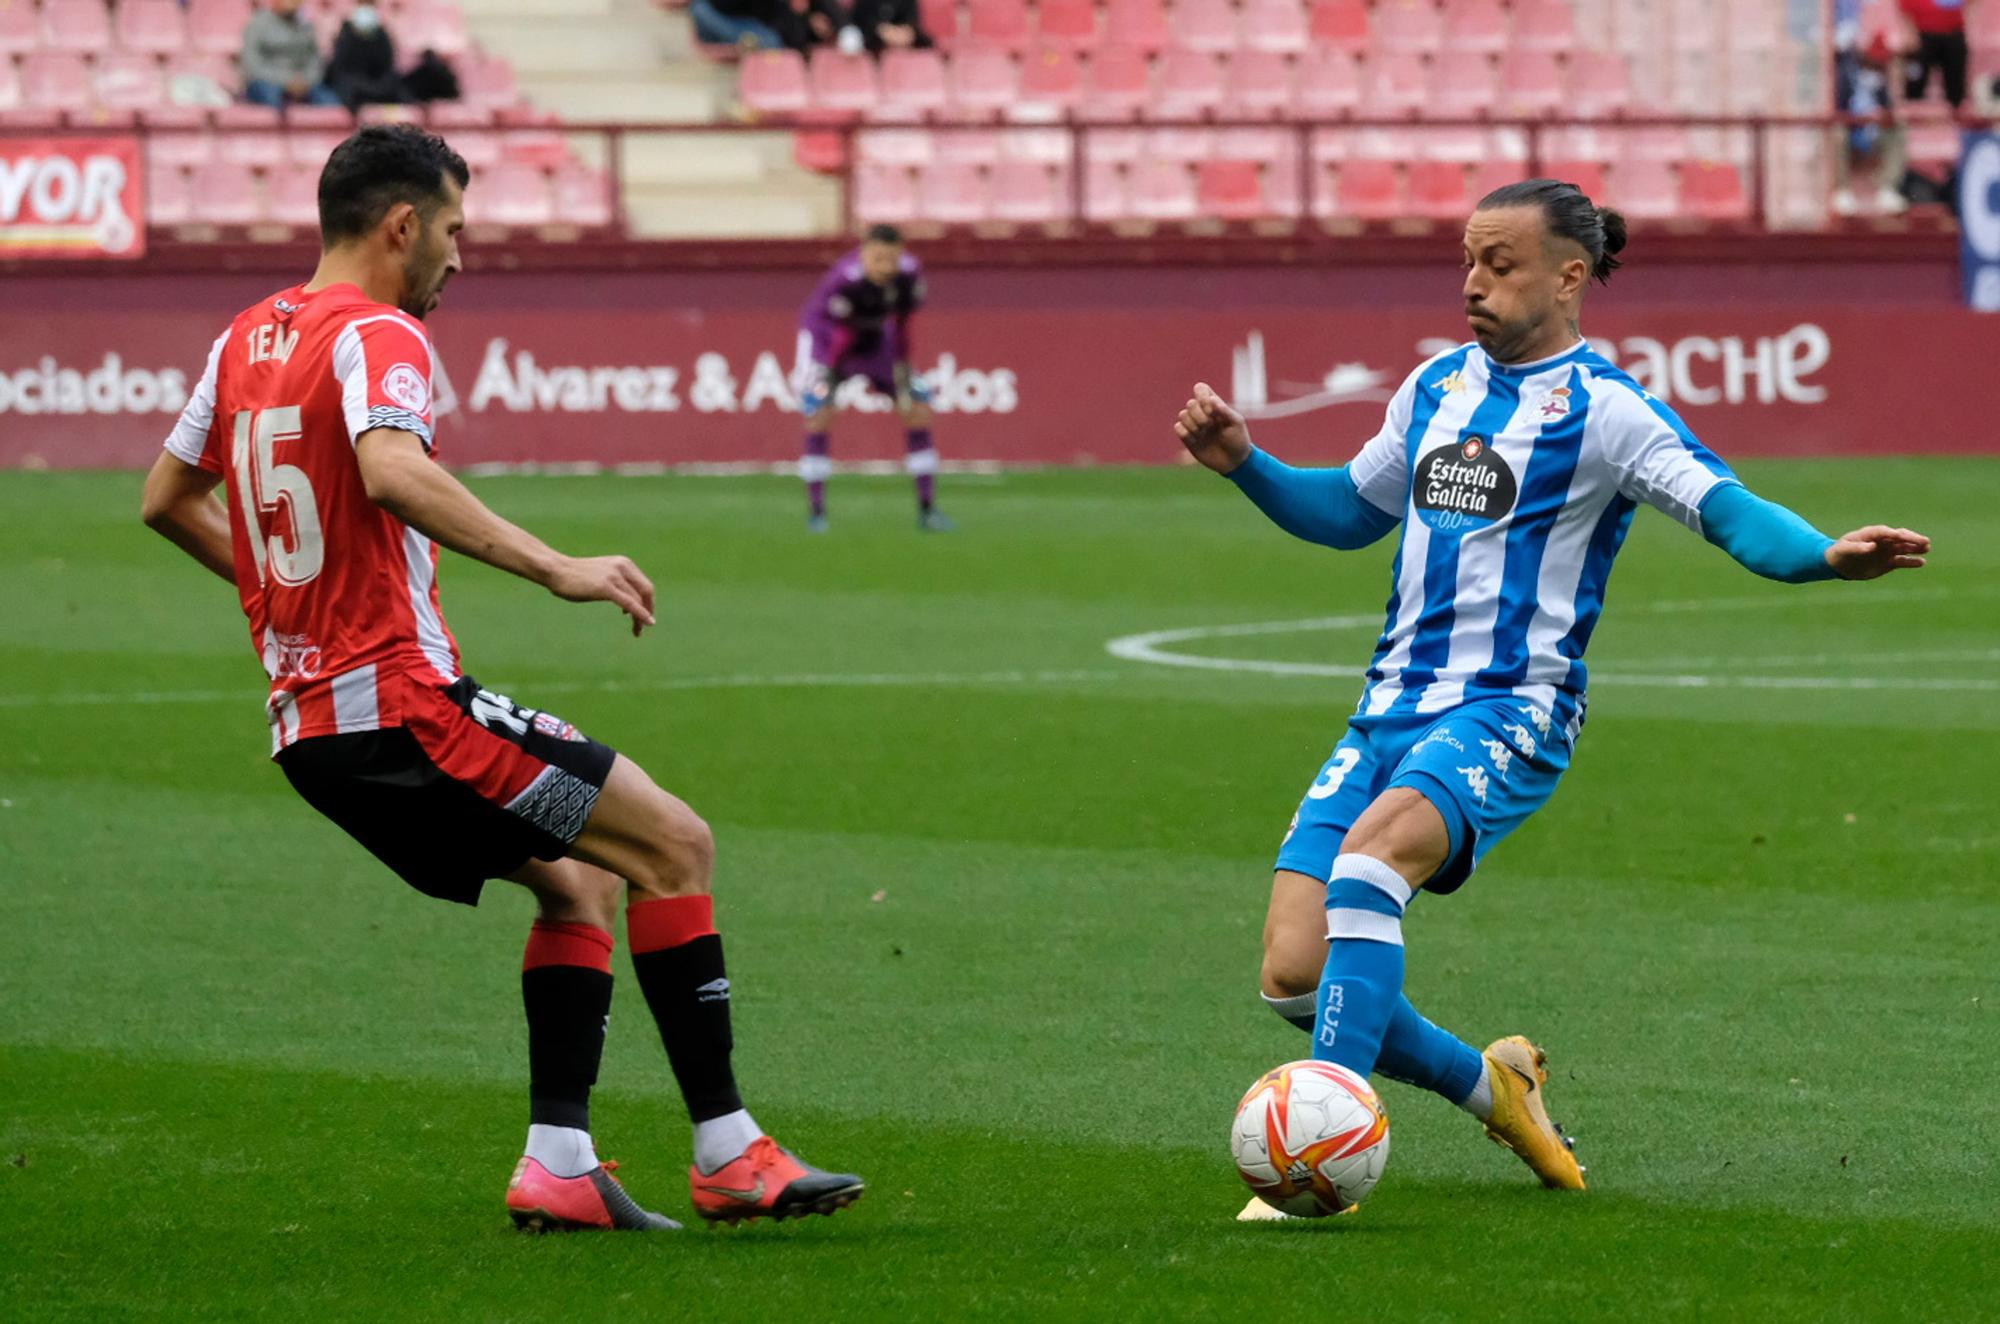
[{"xmin": 1346, "ymin": 338, "xmax": 1736, "ymax": 743}]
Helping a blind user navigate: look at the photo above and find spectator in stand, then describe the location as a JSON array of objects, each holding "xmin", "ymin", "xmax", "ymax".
[
  {"xmin": 1898, "ymin": 0, "xmax": 1973, "ymax": 110},
  {"xmin": 241, "ymin": 0, "xmax": 343, "ymax": 109},
  {"xmin": 774, "ymin": 0, "xmax": 848, "ymax": 52},
  {"xmin": 1833, "ymin": 10, "xmax": 1910, "ymax": 215},
  {"xmin": 327, "ymin": 4, "xmax": 407, "ymax": 111},
  {"xmin": 691, "ymin": 0, "xmax": 787, "ymax": 50},
  {"xmin": 848, "ymin": 0, "xmax": 933, "ymax": 52}
]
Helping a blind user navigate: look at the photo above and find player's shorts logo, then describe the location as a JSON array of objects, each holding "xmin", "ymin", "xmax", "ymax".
[
  {"xmin": 1414, "ymin": 436, "xmax": 1518, "ymax": 534},
  {"xmin": 381, "ymin": 363, "xmax": 430, "ymax": 415}
]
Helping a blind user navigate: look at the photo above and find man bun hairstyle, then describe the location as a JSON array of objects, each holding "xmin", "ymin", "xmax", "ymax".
[
  {"xmin": 318, "ymin": 123, "xmax": 470, "ymax": 245},
  {"xmin": 1477, "ymin": 177, "xmax": 1628, "ymax": 284}
]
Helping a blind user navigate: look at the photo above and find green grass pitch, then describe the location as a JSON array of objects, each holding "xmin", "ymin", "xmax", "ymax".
[{"xmin": 2, "ymin": 460, "xmax": 1995, "ymax": 1321}]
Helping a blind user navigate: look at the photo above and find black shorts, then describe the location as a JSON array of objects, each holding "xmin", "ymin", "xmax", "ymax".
[{"xmin": 276, "ymin": 675, "xmax": 619, "ymax": 906}]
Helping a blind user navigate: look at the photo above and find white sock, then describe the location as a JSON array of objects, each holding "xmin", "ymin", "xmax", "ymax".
[
  {"xmin": 1262, "ymin": 991, "xmax": 1317, "ymax": 1031},
  {"xmin": 524, "ymin": 1123, "xmax": 599, "ymax": 1178},
  {"xmin": 1459, "ymin": 1060, "xmax": 1494, "ymax": 1122},
  {"xmin": 693, "ymin": 1108, "xmax": 763, "ymax": 1175}
]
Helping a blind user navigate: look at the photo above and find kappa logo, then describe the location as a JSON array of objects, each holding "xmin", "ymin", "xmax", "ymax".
[
  {"xmin": 1479, "ymin": 738, "xmax": 1514, "ymax": 777},
  {"xmin": 1457, "ymin": 764, "xmax": 1490, "ymax": 804},
  {"xmin": 1500, "ymin": 721, "xmax": 1538, "ymax": 760},
  {"xmin": 1516, "ymin": 704, "xmax": 1553, "ymax": 738},
  {"xmin": 1538, "ymin": 386, "xmax": 1573, "ymax": 420},
  {"xmin": 696, "ymin": 977, "xmax": 731, "ymax": 1003},
  {"xmin": 1436, "ymin": 369, "xmax": 1468, "ymax": 395},
  {"xmin": 273, "ymin": 297, "xmax": 300, "ymax": 316},
  {"xmin": 381, "ymin": 362, "xmax": 430, "ymax": 415}
]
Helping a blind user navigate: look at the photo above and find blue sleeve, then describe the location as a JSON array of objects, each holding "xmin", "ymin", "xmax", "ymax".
[
  {"xmin": 1698, "ymin": 482, "xmax": 1839, "ymax": 584},
  {"xmin": 1225, "ymin": 446, "xmax": 1401, "ymax": 551}
]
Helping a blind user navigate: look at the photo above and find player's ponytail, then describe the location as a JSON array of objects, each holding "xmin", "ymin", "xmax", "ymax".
[{"xmin": 1476, "ymin": 178, "xmax": 1626, "ymax": 285}]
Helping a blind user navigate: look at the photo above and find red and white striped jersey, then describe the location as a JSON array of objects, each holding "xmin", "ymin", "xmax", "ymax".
[{"xmin": 162, "ymin": 282, "xmax": 462, "ymax": 753}]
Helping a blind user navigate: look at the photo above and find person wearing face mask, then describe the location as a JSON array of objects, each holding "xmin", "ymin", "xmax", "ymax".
[{"xmin": 328, "ymin": 4, "xmax": 408, "ymax": 112}]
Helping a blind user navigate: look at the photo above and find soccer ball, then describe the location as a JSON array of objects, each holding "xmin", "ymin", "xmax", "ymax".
[{"xmin": 1230, "ymin": 1060, "xmax": 1390, "ymax": 1216}]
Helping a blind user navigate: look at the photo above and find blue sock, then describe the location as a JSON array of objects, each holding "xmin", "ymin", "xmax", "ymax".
[
  {"xmin": 1375, "ymin": 996, "xmax": 1486, "ymax": 1106},
  {"xmin": 1312, "ymin": 853, "xmax": 1412, "ymax": 1075}
]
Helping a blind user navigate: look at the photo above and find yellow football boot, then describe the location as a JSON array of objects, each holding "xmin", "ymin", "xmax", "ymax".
[{"xmin": 1481, "ymin": 1035, "xmax": 1586, "ymax": 1190}]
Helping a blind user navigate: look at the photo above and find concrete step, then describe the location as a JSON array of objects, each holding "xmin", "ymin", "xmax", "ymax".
[
  {"xmin": 525, "ymin": 76, "xmax": 718, "ymax": 122},
  {"xmin": 471, "ymin": 16, "xmax": 695, "ymax": 74},
  {"xmin": 462, "ymin": 0, "xmax": 628, "ymax": 18},
  {"xmin": 625, "ymin": 178, "xmax": 842, "ymax": 237},
  {"xmin": 604, "ymin": 131, "xmax": 798, "ymax": 186}
]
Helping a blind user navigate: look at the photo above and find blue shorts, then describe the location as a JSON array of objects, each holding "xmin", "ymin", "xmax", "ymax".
[{"xmin": 1275, "ymin": 696, "xmax": 1572, "ymax": 894}]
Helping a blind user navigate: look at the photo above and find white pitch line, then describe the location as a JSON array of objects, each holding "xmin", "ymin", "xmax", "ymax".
[{"xmin": 0, "ymin": 668, "xmax": 1129, "ymax": 710}]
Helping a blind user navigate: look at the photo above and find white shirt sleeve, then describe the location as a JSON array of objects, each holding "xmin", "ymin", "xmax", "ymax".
[
  {"xmin": 1597, "ymin": 383, "xmax": 1736, "ymax": 532},
  {"xmin": 1346, "ymin": 365, "xmax": 1421, "ymax": 517},
  {"xmin": 161, "ymin": 328, "xmax": 230, "ymax": 468}
]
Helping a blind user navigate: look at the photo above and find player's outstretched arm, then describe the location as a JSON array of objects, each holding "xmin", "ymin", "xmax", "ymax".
[
  {"xmin": 1175, "ymin": 383, "xmax": 1400, "ymax": 552},
  {"xmin": 1698, "ymin": 484, "xmax": 1930, "ymax": 584},
  {"xmin": 356, "ymin": 427, "xmax": 657, "ymax": 636},
  {"xmin": 140, "ymin": 451, "xmax": 235, "ymax": 583}
]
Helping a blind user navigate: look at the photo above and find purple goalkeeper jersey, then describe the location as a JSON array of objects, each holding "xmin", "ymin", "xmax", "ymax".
[{"xmin": 799, "ymin": 249, "xmax": 927, "ymax": 367}]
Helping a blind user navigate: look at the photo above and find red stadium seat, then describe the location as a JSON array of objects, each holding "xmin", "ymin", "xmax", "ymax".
[
  {"xmin": 0, "ymin": 60, "xmax": 27, "ymax": 113},
  {"xmin": 880, "ymin": 48, "xmax": 950, "ymax": 119},
  {"xmin": 1470, "ymin": 156, "xmax": 1524, "ymax": 201},
  {"xmin": 1081, "ymin": 46, "xmax": 1151, "ymax": 120},
  {"xmin": 1195, "ymin": 159, "xmax": 1264, "ymax": 218},
  {"xmin": 219, "ymin": 128, "xmax": 286, "ymax": 169},
  {"xmin": 553, "ymin": 163, "xmax": 614, "ymax": 228},
  {"xmin": 42, "ymin": 0, "xmax": 114, "ymax": 53},
  {"xmin": 266, "ymin": 163, "xmax": 322, "ymax": 226},
  {"xmin": 167, "ymin": 51, "xmax": 239, "ymax": 90},
  {"xmin": 1408, "ymin": 160, "xmax": 1469, "ymax": 218},
  {"xmin": 1307, "ymin": 0, "xmax": 1370, "ymax": 53},
  {"xmin": 117, "ymin": 0, "xmax": 191, "ymax": 55},
  {"xmin": 949, "ymin": 48, "xmax": 1020, "ymax": 114},
  {"xmin": 858, "ymin": 127, "xmax": 934, "ymax": 165},
  {"xmin": 480, "ymin": 163, "xmax": 555, "ymax": 225},
  {"xmin": 1148, "ymin": 125, "xmax": 1214, "ymax": 160},
  {"xmin": 1541, "ymin": 125, "xmax": 1618, "ymax": 166},
  {"xmin": 1036, "ymin": 0, "xmax": 1100, "ymax": 51},
  {"xmin": 1103, "ymin": 0, "xmax": 1171, "ymax": 52},
  {"xmin": 1225, "ymin": 50, "xmax": 1296, "ymax": 120},
  {"xmin": 792, "ymin": 128, "xmax": 847, "ymax": 172},
  {"xmin": 1240, "ymin": 0, "xmax": 1308, "ymax": 54},
  {"xmin": 98, "ymin": 53, "xmax": 169, "ymax": 110},
  {"xmin": 919, "ymin": 160, "xmax": 988, "ymax": 222},
  {"xmin": 148, "ymin": 162, "xmax": 196, "ymax": 224},
  {"xmin": 1439, "ymin": 0, "xmax": 1507, "ymax": 55},
  {"xmin": 447, "ymin": 128, "xmax": 503, "ymax": 169},
  {"xmin": 151, "ymin": 125, "xmax": 215, "ymax": 169},
  {"xmin": 1151, "ymin": 48, "xmax": 1223, "ymax": 119},
  {"xmin": 287, "ymin": 127, "xmax": 349, "ymax": 168},
  {"xmin": 1680, "ymin": 160, "xmax": 1748, "ymax": 221},
  {"xmin": 190, "ymin": 160, "xmax": 265, "ymax": 224},
  {"xmin": 0, "ymin": 3, "xmax": 38, "ymax": 56},
  {"xmin": 810, "ymin": 50, "xmax": 880, "ymax": 112},
  {"xmin": 1622, "ymin": 123, "xmax": 1689, "ymax": 163},
  {"xmin": 1172, "ymin": 0, "xmax": 1239, "ymax": 54},
  {"xmin": 1372, "ymin": 0, "xmax": 1442, "ymax": 55},
  {"xmin": 1427, "ymin": 51, "xmax": 1497, "ymax": 119},
  {"xmin": 992, "ymin": 159, "xmax": 1067, "ymax": 222},
  {"xmin": 740, "ymin": 49, "xmax": 809, "ymax": 115},
  {"xmin": 21, "ymin": 53, "xmax": 93, "ymax": 112},
  {"xmin": 933, "ymin": 126, "xmax": 1002, "ymax": 162},
  {"xmin": 998, "ymin": 126, "xmax": 1070, "ymax": 162},
  {"xmin": 1509, "ymin": 0, "xmax": 1575, "ymax": 55},
  {"xmin": 1086, "ymin": 125, "xmax": 1146, "ymax": 161},
  {"xmin": 286, "ymin": 104, "xmax": 353, "ymax": 129},
  {"xmin": 1539, "ymin": 159, "xmax": 1608, "ymax": 202},
  {"xmin": 854, "ymin": 162, "xmax": 918, "ymax": 221},
  {"xmin": 1667, "ymin": 0, "xmax": 1720, "ymax": 55},
  {"xmin": 1130, "ymin": 156, "xmax": 1196, "ymax": 219},
  {"xmin": 457, "ymin": 54, "xmax": 520, "ymax": 111},
  {"xmin": 1363, "ymin": 52, "xmax": 1427, "ymax": 119},
  {"xmin": 1568, "ymin": 51, "xmax": 1631, "ymax": 119},
  {"xmin": 1215, "ymin": 124, "xmax": 1297, "ymax": 164},
  {"xmin": 920, "ymin": 0, "xmax": 960, "ymax": 45},
  {"xmin": 967, "ymin": 0, "xmax": 1031, "ymax": 49},
  {"xmin": 1492, "ymin": 50, "xmax": 1563, "ymax": 118},
  {"xmin": 1608, "ymin": 158, "xmax": 1676, "ymax": 219},
  {"xmin": 1084, "ymin": 159, "xmax": 1127, "ymax": 220},
  {"xmin": 1013, "ymin": 48, "xmax": 1084, "ymax": 120},
  {"xmin": 1292, "ymin": 50, "xmax": 1361, "ymax": 118},
  {"xmin": 1334, "ymin": 159, "xmax": 1406, "ymax": 219}
]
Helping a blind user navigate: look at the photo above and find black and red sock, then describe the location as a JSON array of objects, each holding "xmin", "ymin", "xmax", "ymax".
[
  {"xmin": 628, "ymin": 895, "xmax": 744, "ymax": 1123},
  {"xmin": 521, "ymin": 919, "xmax": 614, "ymax": 1132}
]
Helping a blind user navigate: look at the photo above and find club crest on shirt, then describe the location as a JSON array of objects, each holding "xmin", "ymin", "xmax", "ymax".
[
  {"xmin": 532, "ymin": 711, "xmax": 584, "ymax": 742},
  {"xmin": 382, "ymin": 363, "xmax": 430, "ymax": 414},
  {"xmin": 1538, "ymin": 386, "xmax": 1573, "ymax": 420},
  {"xmin": 1413, "ymin": 435, "xmax": 1518, "ymax": 534}
]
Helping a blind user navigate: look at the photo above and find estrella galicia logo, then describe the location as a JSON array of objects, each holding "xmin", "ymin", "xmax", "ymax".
[{"xmin": 1414, "ymin": 435, "xmax": 1518, "ymax": 533}]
